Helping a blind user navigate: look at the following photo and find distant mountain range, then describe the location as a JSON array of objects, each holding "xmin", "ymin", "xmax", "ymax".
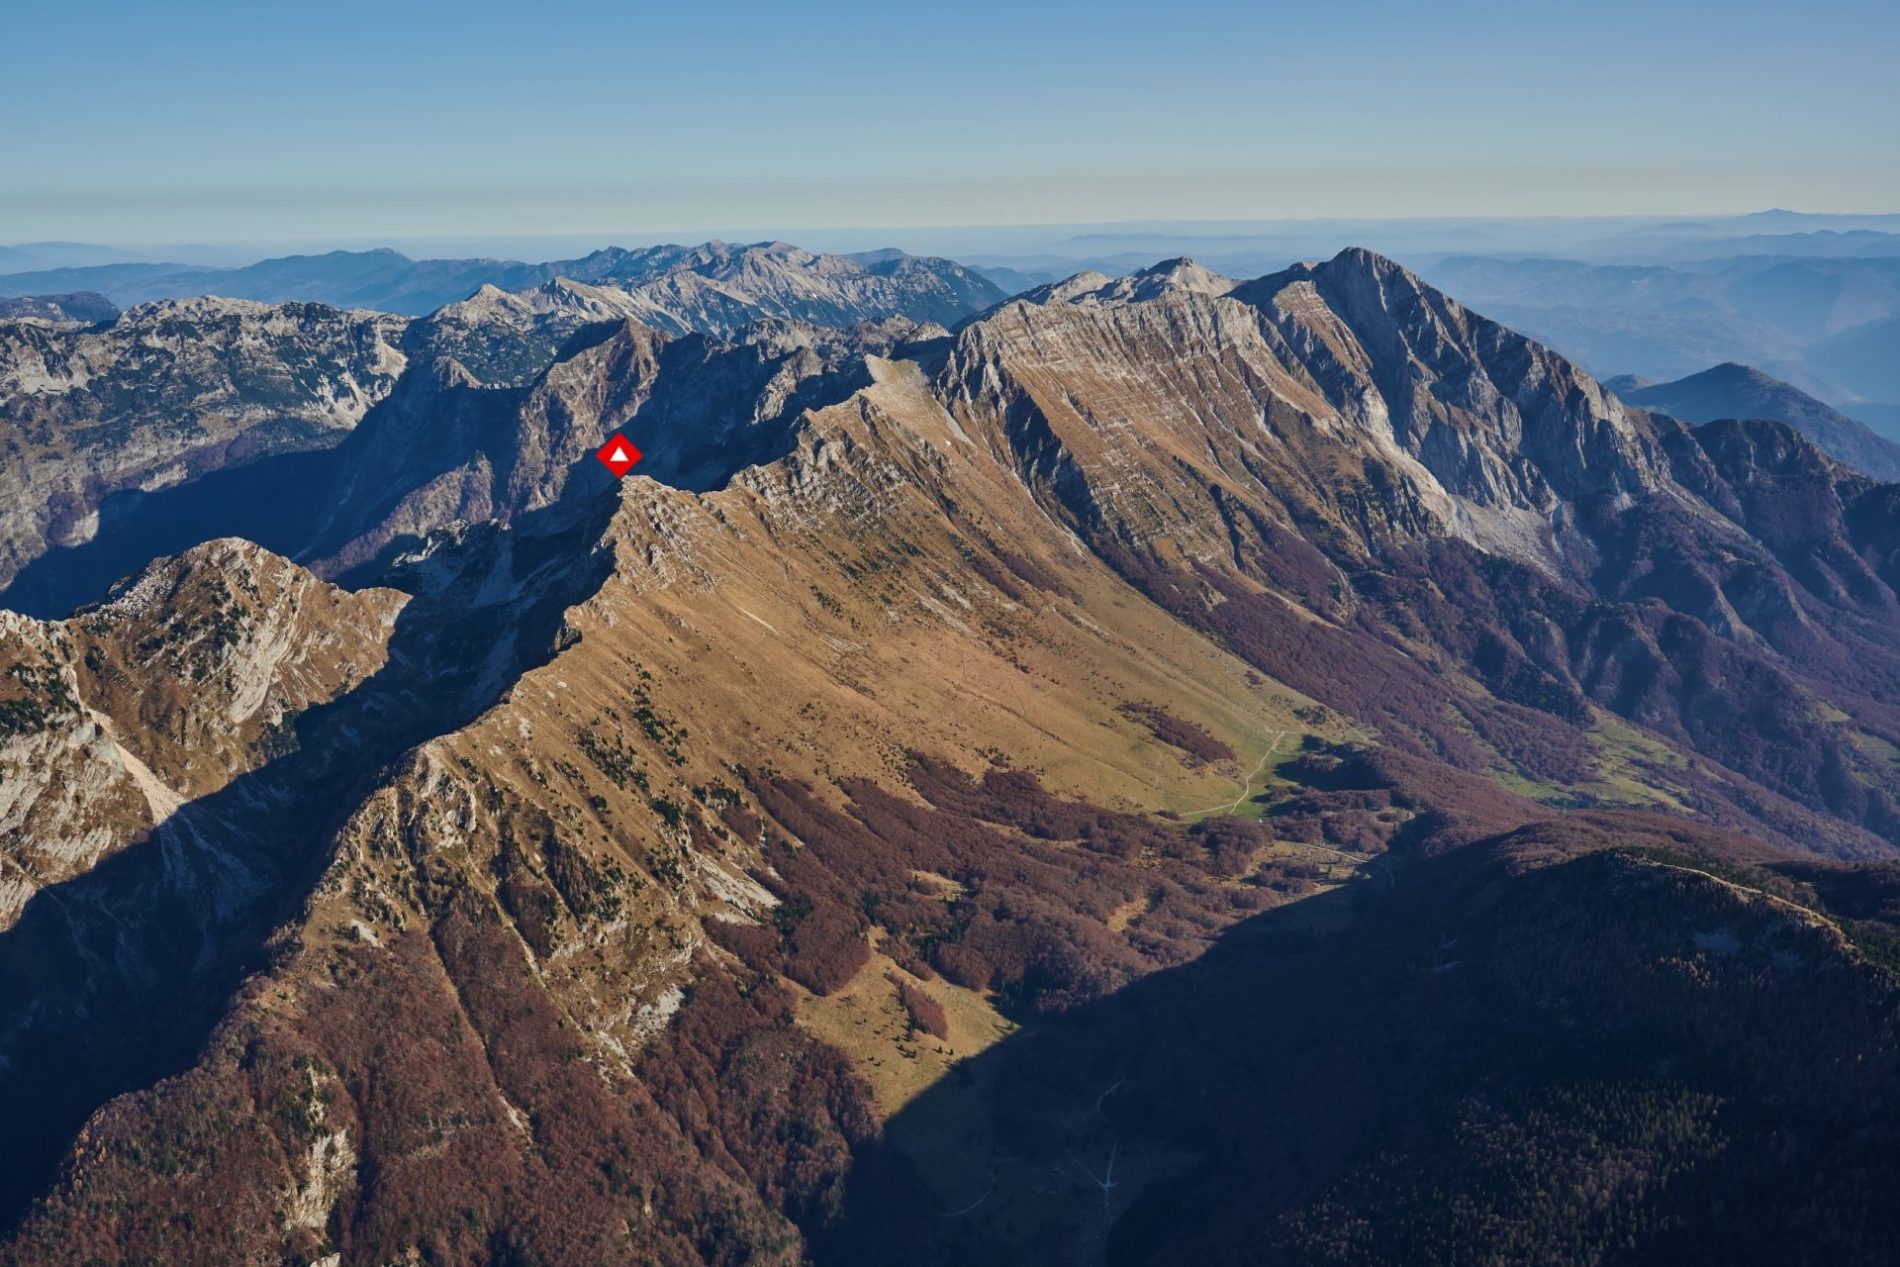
[
  {"xmin": 1810, "ymin": 316, "xmax": 1900, "ymax": 408},
  {"xmin": 14, "ymin": 211, "xmax": 1900, "ymax": 275},
  {"xmin": 1607, "ymin": 363, "xmax": 1900, "ymax": 481},
  {"xmin": 8, "ymin": 243, "xmax": 1900, "ymax": 1264},
  {"xmin": 11, "ymin": 223, "xmax": 1895, "ymax": 437},
  {"xmin": 1418, "ymin": 253, "xmax": 1900, "ymax": 415},
  {"xmin": 0, "ymin": 240, "xmax": 1003, "ymax": 322}
]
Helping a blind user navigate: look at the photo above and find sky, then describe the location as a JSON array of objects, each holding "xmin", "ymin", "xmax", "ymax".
[{"xmin": 4, "ymin": 0, "xmax": 1898, "ymax": 247}]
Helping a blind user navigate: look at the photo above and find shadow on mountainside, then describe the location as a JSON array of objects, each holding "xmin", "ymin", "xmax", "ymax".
[
  {"xmin": 0, "ymin": 316, "xmax": 830, "ymax": 620},
  {"xmin": 1, "ymin": 447, "xmax": 342, "ymax": 619},
  {"xmin": 1, "ymin": 316, "xmax": 614, "ymax": 620},
  {"xmin": 812, "ymin": 828, "xmax": 1900, "ymax": 1267},
  {"xmin": 0, "ymin": 479, "xmax": 620, "ymax": 1233}
]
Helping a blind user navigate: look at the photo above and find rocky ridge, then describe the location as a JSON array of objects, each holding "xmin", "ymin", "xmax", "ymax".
[
  {"xmin": 4, "ymin": 249, "xmax": 1900, "ymax": 1263},
  {"xmin": 0, "ymin": 538, "xmax": 405, "ymax": 929},
  {"xmin": 0, "ymin": 244, "xmax": 1006, "ymax": 602},
  {"xmin": 0, "ymin": 240, "xmax": 1007, "ymax": 323}
]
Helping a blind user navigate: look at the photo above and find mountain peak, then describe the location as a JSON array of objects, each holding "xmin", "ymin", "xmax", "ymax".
[
  {"xmin": 1620, "ymin": 361, "xmax": 1900, "ymax": 481},
  {"xmin": 1235, "ymin": 246, "xmax": 1428, "ymax": 310},
  {"xmin": 0, "ymin": 291, "xmax": 118, "ymax": 325},
  {"xmin": 1701, "ymin": 361, "xmax": 1776, "ymax": 384},
  {"xmin": 1126, "ymin": 256, "xmax": 1235, "ymax": 297},
  {"xmin": 1011, "ymin": 258, "xmax": 1235, "ymax": 308},
  {"xmin": 1321, "ymin": 244, "xmax": 1410, "ymax": 279},
  {"xmin": 1223, "ymin": 246, "xmax": 1670, "ymax": 520}
]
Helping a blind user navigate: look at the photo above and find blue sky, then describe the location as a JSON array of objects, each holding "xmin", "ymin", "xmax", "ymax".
[{"xmin": 4, "ymin": 0, "xmax": 1897, "ymax": 245}]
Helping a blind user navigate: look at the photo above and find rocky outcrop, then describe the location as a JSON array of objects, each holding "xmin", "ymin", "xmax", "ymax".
[
  {"xmin": 73, "ymin": 540, "xmax": 407, "ymax": 795},
  {"xmin": 0, "ymin": 299, "xmax": 409, "ymax": 590},
  {"xmin": 0, "ymin": 293, "xmax": 117, "ymax": 325},
  {"xmin": 0, "ymin": 611, "xmax": 153, "ymax": 929},
  {"xmin": 0, "ymin": 540, "xmax": 404, "ymax": 929}
]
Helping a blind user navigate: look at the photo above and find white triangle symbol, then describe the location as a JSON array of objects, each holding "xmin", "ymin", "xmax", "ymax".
[{"xmin": 611, "ymin": 445, "xmax": 628, "ymax": 462}]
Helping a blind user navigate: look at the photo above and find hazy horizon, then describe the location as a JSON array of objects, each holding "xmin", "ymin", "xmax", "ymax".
[
  {"xmin": 9, "ymin": 208, "xmax": 1900, "ymax": 276},
  {"xmin": 6, "ymin": 0, "xmax": 1897, "ymax": 244}
]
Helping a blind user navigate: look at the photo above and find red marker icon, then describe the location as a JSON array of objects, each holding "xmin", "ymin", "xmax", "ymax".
[{"xmin": 596, "ymin": 434, "xmax": 642, "ymax": 478}]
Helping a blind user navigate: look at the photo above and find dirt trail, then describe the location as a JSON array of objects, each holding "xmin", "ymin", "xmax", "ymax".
[{"xmin": 1183, "ymin": 729, "xmax": 1286, "ymax": 817}]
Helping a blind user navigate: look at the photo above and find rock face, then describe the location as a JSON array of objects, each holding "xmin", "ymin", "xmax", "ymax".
[
  {"xmin": 0, "ymin": 539, "xmax": 404, "ymax": 930},
  {"xmin": 5, "ymin": 248, "xmax": 1900, "ymax": 1265},
  {"xmin": 302, "ymin": 315, "xmax": 937, "ymax": 578},
  {"xmin": 0, "ymin": 299, "xmax": 409, "ymax": 590},
  {"xmin": 0, "ymin": 610, "xmax": 152, "ymax": 927},
  {"xmin": 1242, "ymin": 249, "xmax": 1666, "ymax": 511},
  {"xmin": 1614, "ymin": 360, "xmax": 1900, "ymax": 481},
  {"xmin": 937, "ymin": 250, "xmax": 1666, "ymax": 579}
]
